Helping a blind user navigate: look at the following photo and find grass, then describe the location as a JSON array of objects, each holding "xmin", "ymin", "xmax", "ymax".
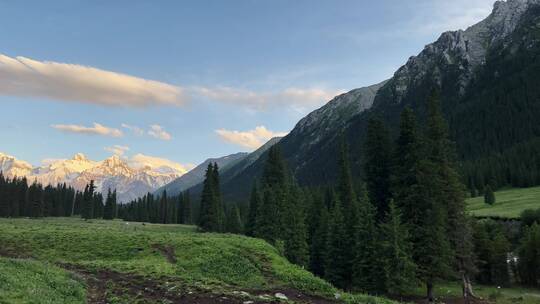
[
  {"xmin": 466, "ymin": 186, "xmax": 540, "ymax": 219},
  {"xmin": 0, "ymin": 217, "xmax": 395, "ymax": 304},
  {"xmin": 0, "ymin": 257, "xmax": 86, "ymax": 304},
  {"xmin": 410, "ymin": 281, "xmax": 540, "ymax": 304}
]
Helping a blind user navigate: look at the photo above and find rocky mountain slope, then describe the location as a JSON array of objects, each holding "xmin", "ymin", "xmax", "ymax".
[
  {"xmin": 0, "ymin": 152, "xmax": 188, "ymax": 203},
  {"xmin": 210, "ymin": 0, "xmax": 540, "ymax": 203}
]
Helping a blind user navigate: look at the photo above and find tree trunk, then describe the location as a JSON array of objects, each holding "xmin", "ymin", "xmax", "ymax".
[
  {"xmin": 427, "ymin": 281, "xmax": 434, "ymax": 302},
  {"xmin": 462, "ymin": 273, "xmax": 476, "ymax": 303}
]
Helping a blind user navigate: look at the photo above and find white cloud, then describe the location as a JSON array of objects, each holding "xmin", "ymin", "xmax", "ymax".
[
  {"xmin": 0, "ymin": 54, "xmax": 187, "ymax": 107},
  {"xmin": 104, "ymin": 145, "xmax": 130, "ymax": 156},
  {"xmin": 192, "ymin": 86, "xmax": 343, "ymax": 111},
  {"xmin": 0, "ymin": 54, "xmax": 341, "ymax": 113},
  {"xmin": 129, "ymin": 153, "xmax": 195, "ymax": 174},
  {"xmin": 147, "ymin": 124, "xmax": 172, "ymax": 141},
  {"xmin": 51, "ymin": 122, "xmax": 123, "ymax": 137},
  {"xmin": 121, "ymin": 123, "xmax": 145, "ymax": 136},
  {"xmin": 215, "ymin": 126, "xmax": 288, "ymax": 150}
]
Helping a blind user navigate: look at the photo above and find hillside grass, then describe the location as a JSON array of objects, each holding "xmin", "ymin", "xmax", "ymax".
[
  {"xmin": 0, "ymin": 257, "xmax": 86, "ymax": 304},
  {"xmin": 466, "ymin": 186, "xmax": 540, "ymax": 219},
  {"xmin": 0, "ymin": 217, "xmax": 394, "ymax": 304}
]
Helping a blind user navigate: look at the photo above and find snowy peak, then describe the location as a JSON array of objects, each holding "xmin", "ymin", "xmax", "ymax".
[{"xmin": 0, "ymin": 152, "xmax": 188, "ymax": 203}]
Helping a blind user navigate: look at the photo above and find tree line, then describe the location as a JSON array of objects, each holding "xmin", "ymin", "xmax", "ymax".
[{"xmin": 0, "ymin": 176, "xmax": 117, "ymax": 220}]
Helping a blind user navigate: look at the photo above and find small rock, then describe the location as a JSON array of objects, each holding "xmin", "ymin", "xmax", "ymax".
[
  {"xmin": 275, "ymin": 293, "xmax": 288, "ymax": 300},
  {"xmin": 334, "ymin": 292, "xmax": 341, "ymax": 299},
  {"xmin": 243, "ymin": 301, "xmax": 254, "ymax": 304}
]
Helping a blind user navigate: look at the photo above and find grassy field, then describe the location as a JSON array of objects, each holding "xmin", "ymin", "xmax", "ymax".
[
  {"xmin": 408, "ymin": 281, "xmax": 540, "ymax": 304},
  {"xmin": 0, "ymin": 217, "xmax": 394, "ymax": 304},
  {"xmin": 0, "ymin": 257, "xmax": 86, "ymax": 303},
  {"xmin": 466, "ymin": 186, "xmax": 540, "ymax": 219}
]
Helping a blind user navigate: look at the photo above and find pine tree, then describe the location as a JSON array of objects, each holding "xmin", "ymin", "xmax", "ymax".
[
  {"xmin": 307, "ymin": 190, "xmax": 329, "ymax": 277},
  {"xmin": 245, "ymin": 183, "xmax": 262, "ymax": 237},
  {"xmin": 352, "ymin": 184, "xmax": 382, "ymax": 293},
  {"xmin": 284, "ymin": 188, "xmax": 309, "ymax": 267},
  {"xmin": 81, "ymin": 181, "xmax": 95, "ymax": 220},
  {"xmin": 484, "ymin": 185, "xmax": 495, "ymax": 205},
  {"xmin": 324, "ymin": 201, "xmax": 348, "ymax": 289},
  {"xmin": 364, "ymin": 117, "xmax": 392, "ymax": 221},
  {"xmin": 183, "ymin": 190, "xmax": 192, "ymax": 224},
  {"xmin": 103, "ymin": 188, "xmax": 114, "ymax": 220},
  {"xmin": 225, "ymin": 203, "xmax": 243, "ymax": 234},
  {"xmin": 379, "ymin": 201, "xmax": 417, "ymax": 295},
  {"xmin": 198, "ymin": 163, "xmax": 223, "ymax": 232}
]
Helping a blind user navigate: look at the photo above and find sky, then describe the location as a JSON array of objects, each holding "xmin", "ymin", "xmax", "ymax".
[{"xmin": 0, "ymin": 0, "xmax": 495, "ymax": 169}]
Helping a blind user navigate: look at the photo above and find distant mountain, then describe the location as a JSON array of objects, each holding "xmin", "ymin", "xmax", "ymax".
[
  {"xmin": 155, "ymin": 152, "xmax": 248, "ymax": 197},
  {"xmin": 215, "ymin": 0, "xmax": 540, "ymax": 203},
  {"xmin": 0, "ymin": 152, "xmax": 189, "ymax": 203}
]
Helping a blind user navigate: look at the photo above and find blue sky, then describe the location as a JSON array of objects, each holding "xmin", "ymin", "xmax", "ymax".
[{"xmin": 0, "ymin": 0, "xmax": 494, "ymax": 168}]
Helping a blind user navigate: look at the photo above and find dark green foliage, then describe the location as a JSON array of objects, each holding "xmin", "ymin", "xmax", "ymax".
[
  {"xmin": 307, "ymin": 190, "xmax": 328, "ymax": 277},
  {"xmin": 245, "ymin": 183, "xmax": 262, "ymax": 237},
  {"xmin": 225, "ymin": 203, "xmax": 243, "ymax": 234},
  {"xmin": 379, "ymin": 201, "xmax": 417, "ymax": 295},
  {"xmin": 198, "ymin": 163, "xmax": 224, "ymax": 232},
  {"xmin": 520, "ymin": 207, "xmax": 540, "ymax": 227},
  {"xmin": 364, "ymin": 117, "xmax": 392, "ymax": 221},
  {"xmin": 81, "ymin": 181, "xmax": 95, "ymax": 220},
  {"xmin": 283, "ymin": 189, "xmax": 309, "ymax": 267},
  {"xmin": 324, "ymin": 201, "xmax": 348, "ymax": 289},
  {"xmin": 352, "ymin": 185, "xmax": 382, "ymax": 293},
  {"xmin": 473, "ymin": 220, "xmax": 510, "ymax": 286},
  {"xmin": 484, "ymin": 185, "xmax": 496, "ymax": 205},
  {"xmin": 517, "ymin": 223, "xmax": 540, "ymax": 287}
]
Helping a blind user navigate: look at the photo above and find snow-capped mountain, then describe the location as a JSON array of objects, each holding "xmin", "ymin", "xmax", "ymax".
[{"xmin": 0, "ymin": 152, "xmax": 190, "ymax": 203}]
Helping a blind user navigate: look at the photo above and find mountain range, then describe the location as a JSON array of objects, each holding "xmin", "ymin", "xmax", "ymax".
[
  {"xmin": 177, "ymin": 0, "xmax": 540, "ymax": 204},
  {"xmin": 0, "ymin": 152, "xmax": 190, "ymax": 203}
]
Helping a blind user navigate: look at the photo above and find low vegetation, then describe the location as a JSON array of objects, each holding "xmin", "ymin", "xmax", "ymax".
[
  {"xmin": 0, "ymin": 217, "xmax": 394, "ymax": 304},
  {"xmin": 0, "ymin": 257, "xmax": 86, "ymax": 303}
]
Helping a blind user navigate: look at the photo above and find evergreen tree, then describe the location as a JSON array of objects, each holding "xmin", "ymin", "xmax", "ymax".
[
  {"xmin": 256, "ymin": 145, "xmax": 289, "ymax": 243},
  {"xmin": 103, "ymin": 188, "xmax": 114, "ymax": 220},
  {"xmin": 225, "ymin": 203, "xmax": 243, "ymax": 234},
  {"xmin": 284, "ymin": 188, "xmax": 309, "ymax": 267},
  {"xmin": 245, "ymin": 183, "xmax": 262, "ymax": 237},
  {"xmin": 198, "ymin": 163, "xmax": 223, "ymax": 232},
  {"xmin": 379, "ymin": 201, "xmax": 417, "ymax": 295},
  {"xmin": 81, "ymin": 181, "xmax": 95, "ymax": 220},
  {"xmin": 484, "ymin": 185, "xmax": 495, "ymax": 205},
  {"xmin": 307, "ymin": 190, "xmax": 329, "ymax": 277},
  {"xmin": 352, "ymin": 184, "xmax": 382, "ymax": 293},
  {"xmin": 324, "ymin": 201, "xmax": 348, "ymax": 289},
  {"xmin": 517, "ymin": 223, "xmax": 540, "ymax": 287},
  {"xmin": 364, "ymin": 117, "xmax": 392, "ymax": 221},
  {"xmin": 183, "ymin": 190, "xmax": 192, "ymax": 224}
]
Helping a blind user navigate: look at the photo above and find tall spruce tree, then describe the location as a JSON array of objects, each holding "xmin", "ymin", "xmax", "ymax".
[
  {"xmin": 81, "ymin": 181, "xmax": 95, "ymax": 220},
  {"xmin": 426, "ymin": 91, "xmax": 476, "ymax": 300},
  {"xmin": 246, "ymin": 183, "xmax": 262, "ymax": 237},
  {"xmin": 198, "ymin": 163, "xmax": 223, "ymax": 232},
  {"xmin": 307, "ymin": 190, "xmax": 329, "ymax": 277},
  {"xmin": 225, "ymin": 203, "xmax": 243, "ymax": 234},
  {"xmin": 103, "ymin": 188, "xmax": 114, "ymax": 220},
  {"xmin": 324, "ymin": 199, "xmax": 348, "ymax": 289},
  {"xmin": 364, "ymin": 117, "xmax": 392, "ymax": 221},
  {"xmin": 352, "ymin": 184, "xmax": 382, "ymax": 293},
  {"xmin": 379, "ymin": 201, "xmax": 417, "ymax": 295},
  {"xmin": 284, "ymin": 187, "xmax": 309, "ymax": 267}
]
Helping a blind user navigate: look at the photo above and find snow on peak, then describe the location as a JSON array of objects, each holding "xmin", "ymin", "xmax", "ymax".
[
  {"xmin": 0, "ymin": 151, "xmax": 190, "ymax": 203},
  {"xmin": 72, "ymin": 153, "xmax": 88, "ymax": 161}
]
